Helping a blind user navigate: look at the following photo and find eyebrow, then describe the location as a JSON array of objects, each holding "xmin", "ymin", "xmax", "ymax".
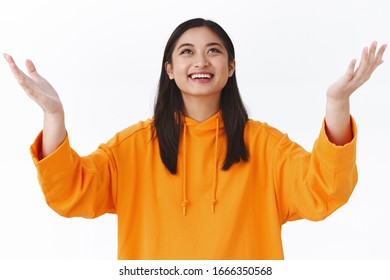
[{"xmin": 176, "ymin": 42, "xmax": 224, "ymax": 49}]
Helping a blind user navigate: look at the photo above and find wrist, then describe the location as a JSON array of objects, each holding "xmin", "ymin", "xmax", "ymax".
[
  {"xmin": 44, "ymin": 109, "xmax": 65, "ymax": 122},
  {"xmin": 326, "ymin": 95, "xmax": 350, "ymax": 110}
]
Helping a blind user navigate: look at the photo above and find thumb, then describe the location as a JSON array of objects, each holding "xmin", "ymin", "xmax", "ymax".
[
  {"xmin": 25, "ymin": 59, "xmax": 42, "ymax": 79},
  {"xmin": 344, "ymin": 58, "xmax": 356, "ymax": 81}
]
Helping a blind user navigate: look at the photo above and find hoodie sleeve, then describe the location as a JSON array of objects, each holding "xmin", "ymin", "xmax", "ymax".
[
  {"xmin": 30, "ymin": 131, "xmax": 117, "ymax": 218},
  {"xmin": 273, "ymin": 117, "xmax": 358, "ymax": 223}
]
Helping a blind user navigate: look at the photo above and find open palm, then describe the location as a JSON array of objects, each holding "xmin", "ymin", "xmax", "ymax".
[
  {"xmin": 327, "ymin": 41, "xmax": 387, "ymax": 100},
  {"xmin": 4, "ymin": 54, "xmax": 63, "ymax": 114}
]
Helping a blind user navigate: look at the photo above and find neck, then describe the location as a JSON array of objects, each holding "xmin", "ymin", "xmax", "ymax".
[{"xmin": 182, "ymin": 94, "xmax": 221, "ymax": 122}]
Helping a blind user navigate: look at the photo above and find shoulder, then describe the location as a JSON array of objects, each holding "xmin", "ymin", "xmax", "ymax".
[
  {"xmin": 245, "ymin": 119, "xmax": 310, "ymax": 162},
  {"xmin": 245, "ymin": 119, "xmax": 285, "ymax": 143},
  {"xmin": 105, "ymin": 118, "xmax": 155, "ymax": 149}
]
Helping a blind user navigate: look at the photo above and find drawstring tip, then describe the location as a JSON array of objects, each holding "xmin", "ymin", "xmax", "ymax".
[
  {"xmin": 182, "ymin": 200, "xmax": 188, "ymax": 216},
  {"xmin": 211, "ymin": 200, "xmax": 217, "ymax": 214}
]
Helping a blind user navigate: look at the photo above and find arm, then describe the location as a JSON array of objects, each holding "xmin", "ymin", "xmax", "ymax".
[
  {"xmin": 4, "ymin": 54, "xmax": 117, "ymax": 217},
  {"xmin": 325, "ymin": 41, "xmax": 387, "ymax": 145},
  {"xmin": 275, "ymin": 42, "xmax": 386, "ymax": 222},
  {"xmin": 3, "ymin": 54, "xmax": 66, "ymax": 158},
  {"xmin": 274, "ymin": 118, "xmax": 358, "ymax": 223},
  {"xmin": 29, "ymin": 132, "xmax": 117, "ymax": 218}
]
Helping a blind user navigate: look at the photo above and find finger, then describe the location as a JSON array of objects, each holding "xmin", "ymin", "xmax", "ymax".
[
  {"xmin": 367, "ymin": 41, "xmax": 378, "ymax": 66},
  {"xmin": 374, "ymin": 43, "xmax": 387, "ymax": 66},
  {"xmin": 25, "ymin": 59, "xmax": 42, "ymax": 79},
  {"xmin": 3, "ymin": 53, "xmax": 19, "ymax": 70},
  {"xmin": 363, "ymin": 43, "xmax": 387, "ymax": 78},
  {"xmin": 345, "ymin": 58, "xmax": 356, "ymax": 80},
  {"xmin": 3, "ymin": 54, "xmax": 40, "ymax": 100},
  {"xmin": 3, "ymin": 53, "xmax": 14, "ymax": 64},
  {"xmin": 353, "ymin": 47, "xmax": 369, "ymax": 80},
  {"xmin": 3, "ymin": 54, "xmax": 30, "ymax": 84},
  {"xmin": 3, "ymin": 53, "xmax": 19, "ymax": 72},
  {"xmin": 368, "ymin": 41, "xmax": 378, "ymax": 57}
]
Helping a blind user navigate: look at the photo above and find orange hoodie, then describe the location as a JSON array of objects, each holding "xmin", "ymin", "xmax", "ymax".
[{"xmin": 30, "ymin": 111, "xmax": 357, "ymax": 259}]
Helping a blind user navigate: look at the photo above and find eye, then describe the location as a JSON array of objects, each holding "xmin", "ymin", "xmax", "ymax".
[
  {"xmin": 180, "ymin": 49, "xmax": 193, "ymax": 55},
  {"xmin": 208, "ymin": 48, "xmax": 221, "ymax": 54}
]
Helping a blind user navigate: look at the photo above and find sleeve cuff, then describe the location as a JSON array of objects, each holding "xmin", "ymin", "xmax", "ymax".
[
  {"xmin": 30, "ymin": 130, "xmax": 75, "ymax": 183},
  {"xmin": 315, "ymin": 115, "xmax": 357, "ymax": 170}
]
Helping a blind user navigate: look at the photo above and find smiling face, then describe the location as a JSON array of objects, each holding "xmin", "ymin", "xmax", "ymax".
[{"xmin": 165, "ymin": 26, "xmax": 235, "ymax": 103}]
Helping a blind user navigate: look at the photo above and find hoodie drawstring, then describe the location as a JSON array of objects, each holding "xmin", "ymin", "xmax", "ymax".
[
  {"xmin": 182, "ymin": 123, "xmax": 189, "ymax": 216},
  {"xmin": 211, "ymin": 117, "xmax": 219, "ymax": 213}
]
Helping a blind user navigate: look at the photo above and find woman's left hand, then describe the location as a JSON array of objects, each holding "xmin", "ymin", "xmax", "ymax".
[
  {"xmin": 326, "ymin": 41, "xmax": 387, "ymax": 100},
  {"xmin": 325, "ymin": 41, "xmax": 386, "ymax": 146}
]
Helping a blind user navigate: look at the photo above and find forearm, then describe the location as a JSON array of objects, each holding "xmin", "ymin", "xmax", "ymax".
[
  {"xmin": 275, "ymin": 122, "xmax": 357, "ymax": 222},
  {"xmin": 324, "ymin": 96, "xmax": 353, "ymax": 146},
  {"xmin": 42, "ymin": 110, "xmax": 66, "ymax": 158}
]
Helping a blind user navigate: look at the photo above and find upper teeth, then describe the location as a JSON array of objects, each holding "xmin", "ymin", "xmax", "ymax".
[{"xmin": 191, "ymin": 73, "xmax": 212, "ymax": 79}]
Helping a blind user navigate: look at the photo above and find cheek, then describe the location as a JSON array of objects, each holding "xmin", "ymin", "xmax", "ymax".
[
  {"xmin": 217, "ymin": 65, "xmax": 231, "ymax": 79},
  {"xmin": 216, "ymin": 58, "xmax": 231, "ymax": 72},
  {"xmin": 169, "ymin": 65, "xmax": 186, "ymax": 81},
  {"xmin": 171, "ymin": 66, "xmax": 188, "ymax": 89},
  {"xmin": 173, "ymin": 66, "xmax": 187, "ymax": 77}
]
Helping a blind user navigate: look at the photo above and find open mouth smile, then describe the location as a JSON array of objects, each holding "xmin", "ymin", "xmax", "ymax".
[{"xmin": 189, "ymin": 73, "xmax": 214, "ymax": 79}]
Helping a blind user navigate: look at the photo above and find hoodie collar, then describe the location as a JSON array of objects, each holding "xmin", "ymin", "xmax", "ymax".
[{"xmin": 182, "ymin": 110, "xmax": 224, "ymax": 131}]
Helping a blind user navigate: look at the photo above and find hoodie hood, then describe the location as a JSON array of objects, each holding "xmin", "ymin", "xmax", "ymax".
[{"xmin": 180, "ymin": 110, "xmax": 224, "ymax": 215}]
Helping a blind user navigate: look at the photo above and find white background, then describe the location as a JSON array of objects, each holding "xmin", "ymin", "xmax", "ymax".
[{"xmin": 0, "ymin": 0, "xmax": 389, "ymax": 260}]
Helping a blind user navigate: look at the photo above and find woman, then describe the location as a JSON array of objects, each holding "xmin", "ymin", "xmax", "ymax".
[{"xmin": 4, "ymin": 18, "xmax": 386, "ymax": 259}]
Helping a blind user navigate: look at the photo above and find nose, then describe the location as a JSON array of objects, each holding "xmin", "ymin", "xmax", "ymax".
[{"xmin": 194, "ymin": 53, "xmax": 209, "ymax": 68}]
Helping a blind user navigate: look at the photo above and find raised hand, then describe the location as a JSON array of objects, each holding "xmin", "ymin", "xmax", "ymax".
[
  {"xmin": 4, "ymin": 54, "xmax": 63, "ymax": 114},
  {"xmin": 325, "ymin": 41, "xmax": 387, "ymax": 146},
  {"xmin": 326, "ymin": 41, "xmax": 387, "ymax": 100},
  {"xmin": 4, "ymin": 54, "xmax": 66, "ymax": 158}
]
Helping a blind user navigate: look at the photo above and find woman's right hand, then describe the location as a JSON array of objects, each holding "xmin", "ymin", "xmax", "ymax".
[
  {"xmin": 4, "ymin": 54, "xmax": 64, "ymax": 114},
  {"xmin": 4, "ymin": 54, "xmax": 66, "ymax": 158}
]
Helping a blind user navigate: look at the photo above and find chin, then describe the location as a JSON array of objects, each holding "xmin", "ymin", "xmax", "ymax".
[{"xmin": 182, "ymin": 91, "xmax": 221, "ymax": 98}]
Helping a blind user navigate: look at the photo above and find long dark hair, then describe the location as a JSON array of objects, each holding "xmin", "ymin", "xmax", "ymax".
[{"xmin": 154, "ymin": 18, "xmax": 248, "ymax": 174}]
